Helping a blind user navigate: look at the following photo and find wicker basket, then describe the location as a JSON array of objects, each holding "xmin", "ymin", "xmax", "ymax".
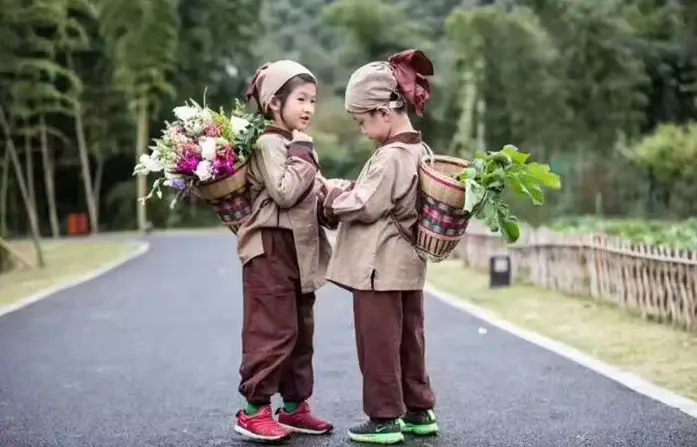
[
  {"xmin": 416, "ymin": 154, "xmax": 471, "ymax": 262},
  {"xmin": 195, "ymin": 162, "xmax": 251, "ymax": 234}
]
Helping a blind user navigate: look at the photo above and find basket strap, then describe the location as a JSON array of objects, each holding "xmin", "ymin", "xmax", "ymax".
[
  {"xmin": 422, "ymin": 142, "xmax": 435, "ymax": 165},
  {"xmin": 389, "ymin": 212, "xmax": 417, "ymax": 245},
  {"xmin": 388, "ymin": 171, "xmax": 419, "ymax": 247}
]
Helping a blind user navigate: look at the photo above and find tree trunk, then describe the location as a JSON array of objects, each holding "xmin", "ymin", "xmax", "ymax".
[
  {"xmin": 136, "ymin": 99, "xmax": 149, "ymax": 232},
  {"xmin": 0, "ymin": 106, "xmax": 44, "ymax": 267},
  {"xmin": 68, "ymin": 54, "xmax": 99, "ymax": 234},
  {"xmin": 40, "ymin": 115, "xmax": 60, "ymax": 238},
  {"xmin": 0, "ymin": 150, "xmax": 10, "ymax": 237},
  {"xmin": 24, "ymin": 124, "xmax": 35, "ymax": 205},
  {"xmin": 74, "ymin": 103, "xmax": 99, "ymax": 234},
  {"xmin": 93, "ymin": 151, "xmax": 105, "ymax": 226}
]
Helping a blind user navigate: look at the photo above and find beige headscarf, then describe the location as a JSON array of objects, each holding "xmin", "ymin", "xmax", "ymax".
[
  {"xmin": 245, "ymin": 60, "xmax": 316, "ymax": 112},
  {"xmin": 345, "ymin": 49, "xmax": 434, "ymax": 117}
]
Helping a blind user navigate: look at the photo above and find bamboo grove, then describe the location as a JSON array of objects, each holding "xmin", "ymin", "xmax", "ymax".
[{"xmin": 2, "ymin": 0, "xmax": 697, "ymax": 265}]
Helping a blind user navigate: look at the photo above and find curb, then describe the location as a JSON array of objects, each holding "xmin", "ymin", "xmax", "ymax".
[
  {"xmin": 0, "ymin": 240, "xmax": 151, "ymax": 318},
  {"xmin": 425, "ymin": 282, "xmax": 697, "ymax": 420}
]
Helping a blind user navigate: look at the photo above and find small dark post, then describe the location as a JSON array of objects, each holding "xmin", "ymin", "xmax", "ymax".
[{"xmin": 489, "ymin": 254, "xmax": 511, "ymax": 288}]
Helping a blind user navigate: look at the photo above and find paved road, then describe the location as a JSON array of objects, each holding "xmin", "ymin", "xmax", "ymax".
[{"xmin": 1, "ymin": 233, "xmax": 696, "ymax": 447}]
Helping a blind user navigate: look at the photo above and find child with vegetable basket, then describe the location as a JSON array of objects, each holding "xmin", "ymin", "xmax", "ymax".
[{"xmin": 322, "ymin": 48, "xmax": 561, "ymax": 445}]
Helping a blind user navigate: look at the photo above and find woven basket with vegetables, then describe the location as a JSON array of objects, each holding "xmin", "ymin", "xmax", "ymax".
[{"xmin": 415, "ymin": 144, "xmax": 561, "ymax": 262}]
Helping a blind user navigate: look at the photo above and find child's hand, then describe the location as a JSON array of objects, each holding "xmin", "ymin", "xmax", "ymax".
[
  {"xmin": 292, "ymin": 130, "xmax": 313, "ymax": 143},
  {"xmin": 325, "ymin": 178, "xmax": 355, "ymax": 191},
  {"xmin": 316, "ymin": 179, "xmax": 328, "ymax": 201}
]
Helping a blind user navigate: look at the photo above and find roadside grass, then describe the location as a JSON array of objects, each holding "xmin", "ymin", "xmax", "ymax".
[
  {"xmin": 0, "ymin": 239, "xmax": 144, "ymax": 311},
  {"xmin": 427, "ymin": 260, "xmax": 697, "ymax": 401}
]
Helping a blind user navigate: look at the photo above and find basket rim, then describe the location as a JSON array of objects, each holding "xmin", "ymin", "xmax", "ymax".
[
  {"xmin": 419, "ymin": 155, "xmax": 469, "ymax": 192},
  {"xmin": 198, "ymin": 160, "xmax": 248, "ymax": 187}
]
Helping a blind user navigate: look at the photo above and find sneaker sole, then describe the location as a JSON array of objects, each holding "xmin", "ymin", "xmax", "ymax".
[
  {"xmin": 348, "ymin": 431, "xmax": 405, "ymax": 444},
  {"xmin": 233, "ymin": 424, "xmax": 290, "ymax": 443},
  {"xmin": 278, "ymin": 423, "xmax": 333, "ymax": 435},
  {"xmin": 402, "ymin": 422, "xmax": 439, "ymax": 435}
]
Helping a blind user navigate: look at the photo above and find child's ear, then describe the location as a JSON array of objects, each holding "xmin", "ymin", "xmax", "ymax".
[{"xmin": 269, "ymin": 97, "xmax": 281, "ymax": 113}]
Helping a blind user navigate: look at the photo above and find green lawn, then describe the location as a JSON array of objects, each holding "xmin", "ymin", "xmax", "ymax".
[
  {"xmin": 0, "ymin": 239, "xmax": 144, "ymax": 311},
  {"xmin": 427, "ymin": 260, "xmax": 697, "ymax": 401}
]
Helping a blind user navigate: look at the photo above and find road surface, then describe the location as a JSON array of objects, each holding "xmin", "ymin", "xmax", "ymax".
[{"xmin": 1, "ymin": 232, "xmax": 696, "ymax": 446}]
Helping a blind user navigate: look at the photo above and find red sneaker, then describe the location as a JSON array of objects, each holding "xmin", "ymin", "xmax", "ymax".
[
  {"xmin": 234, "ymin": 406, "xmax": 291, "ymax": 442},
  {"xmin": 276, "ymin": 402, "xmax": 333, "ymax": 435}
]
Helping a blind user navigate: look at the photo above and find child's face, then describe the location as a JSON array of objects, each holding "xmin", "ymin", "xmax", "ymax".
[
  {"xmin": 270, "ymin": 82, "xmax": 317, "ymax": 131},
  {"xmin": 352, "ymin": 108, "xmax": 392, "ymax": 143}
]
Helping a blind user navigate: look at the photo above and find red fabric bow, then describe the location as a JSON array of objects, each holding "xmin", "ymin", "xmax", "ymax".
[
  {"xmin": 387, "ymin": 49, "xmax": 434, "ymax": 117},
  {"xmin": 245, "ymin": 63, "xmax": 270, "ymax": 105}
]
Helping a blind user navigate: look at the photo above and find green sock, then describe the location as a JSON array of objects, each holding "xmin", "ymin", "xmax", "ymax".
[
  {"xmin": 283, "ymin": 401, "xmax": 300, "ymax": 413},
  {"xmin": 244, "ymin": 402, "xmax": 261, "ymax": 415}
]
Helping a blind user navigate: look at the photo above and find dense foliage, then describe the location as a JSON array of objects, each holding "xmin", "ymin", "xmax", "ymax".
[
  {"xmin": 551, "ymin": 216, "xmax": 697, "ymax": 250},
  {"xmin": 2, "ymin": 0, "xmax": 697, "ymax": 256}
]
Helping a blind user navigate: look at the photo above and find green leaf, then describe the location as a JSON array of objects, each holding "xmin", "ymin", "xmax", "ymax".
[
  {"xmin": 464, "ymin": 180, "xmax": 485, "ymax": 213},
  {"xmin": 509, "ymin": 174, "xmax": 545, "ymax": 205},
  {"xmin": 475, "ymin": 198, "xmax": 497, "ymax": 229},
  {"xmin": 501, "ymin": 144, "xmax": 530, "ymax": 165},
  {"xmin": 499, "ymin": 214, "xmax": 521, "ymax": 243},
  {"xmin": 457, "ymin": 167, "xmax": 477, "ymax": 181},
  {"xmin": 524, "ymin": 162, "xmax": 562, "ymax": 189}
]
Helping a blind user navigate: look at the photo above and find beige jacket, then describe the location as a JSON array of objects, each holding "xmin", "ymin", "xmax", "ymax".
[
  {"xmin": 236, "ymin": 127, "xmax": 332, "ymax": 293},
  {"xmin": 324, "ymin": 132, "xmax": 427, "ymax": 292}
]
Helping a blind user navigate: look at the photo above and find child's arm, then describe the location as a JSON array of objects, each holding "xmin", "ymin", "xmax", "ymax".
[
  {"xmin": 317, "ymin": 174, "xmax": 355, "ymax": 192},
  {"xmin": 258, "ymin": 134, "xmax": 319, "ymax": 208},
  {"xmin": 323, "ymin": 148, "xmax": 400, "ymax": 224},
  {"xmin": 316, "ymin": 176, "xmax": 354, "ymax": 229}
]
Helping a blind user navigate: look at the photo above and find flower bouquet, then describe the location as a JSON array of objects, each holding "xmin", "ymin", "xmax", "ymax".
[
  {"xmin": 415, "ymin": 145, "xmax": 561, "ymax": 262},
  {"xmin": 133, "ymin": 97, "xmax": 268, "ymax": 233}
]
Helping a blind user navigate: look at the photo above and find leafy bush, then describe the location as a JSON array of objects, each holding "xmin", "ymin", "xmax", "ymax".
[{"xmin": 551, "ymin": 216, "xmax": 697, "ymax": 250}]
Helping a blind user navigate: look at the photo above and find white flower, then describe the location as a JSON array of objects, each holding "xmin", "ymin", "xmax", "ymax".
[
  {"xmin": 173, "ymin": 106, "xmax": 198, "ymax": 122},
  {"xmin": 164, "ymin": 171, "xmax": 183, "ymax": 179},
  {"xmin": 230, "ymin": 115, "xmax": 250, "ymax": 135},
  {"xmin": 194, "ymin": 160, "xmax": 214, "ymax": 181},
  {"xmin": 200, "ymin": 137, "xmax": 218, "ymax": 161},
  {"xmin": 200, "ymin": 108, "xmax": 213, "ymax": 124},
  {"xmin": 138, "ymin": 153, "xmax": 163, "ymax": 173},
  {"xmin": 185, "ymin": 119, "xmax": 205, "ymax": 135}
]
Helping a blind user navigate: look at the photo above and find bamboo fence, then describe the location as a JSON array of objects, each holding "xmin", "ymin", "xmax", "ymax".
[{"xmin": 454, "ymin": 222, "xmax": 697, "ymax": 331}]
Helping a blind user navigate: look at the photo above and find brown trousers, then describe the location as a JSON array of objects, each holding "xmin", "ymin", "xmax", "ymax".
[
  {"xmin": 353, "ymin": 290, "xmax": 436, "ymax": 419},
  {"xmin": 238, "ymin": 229, "xmax": 315, "ymax": 405}
]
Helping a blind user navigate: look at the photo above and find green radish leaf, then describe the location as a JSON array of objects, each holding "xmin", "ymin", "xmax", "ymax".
[
  {"xmin": 524, "ymin": 162, "xmax": 562, "ymax": 189},
  {"xmin": 501, "ymin": 144, "xmax": 530, "ymax": 165}
]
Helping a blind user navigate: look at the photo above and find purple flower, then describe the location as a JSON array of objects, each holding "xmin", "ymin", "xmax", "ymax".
[
  {"xmin": 177, "ymin": 154, "xmax": 201, "ymax": 174},
  {"xmin": 171, "ymin": 178, "xmax": 187, "ymax": 190},
  {"xmin": 213, "ymin": 157, "xmax": 234, "ymax": 177}
]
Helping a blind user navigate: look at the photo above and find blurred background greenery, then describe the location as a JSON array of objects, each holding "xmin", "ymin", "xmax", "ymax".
[{"xmin": 1, "ymin": 0, "xmax": 696, "ymax": 248}]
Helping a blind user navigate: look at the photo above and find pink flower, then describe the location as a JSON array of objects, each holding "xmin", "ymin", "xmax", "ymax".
[
  {"xmin": 222, "ymin": 144, "xmax": 238, "ymax": 157},
  {"xmin": 205, "ymin": 123, "xmax": 222, "ymax": 137},
  {"xmin": 177, "ymin": 155, "xmax": 200, "ymax": 174},
  {"xmin": 212, "ymin": 148, "xmax": 239, "ymax": 177},
  {"xmin": 177, "ymin": 145, "xmax": 202, "ymax": 174},
  {"xmin": 182, "ymin": 142, "xmax": 201, "ymax": 155}
]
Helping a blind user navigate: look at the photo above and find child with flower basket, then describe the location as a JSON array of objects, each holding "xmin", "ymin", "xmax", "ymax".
[
  {"xmin": 231, "ymin": 60, "xmax": 334, "ymax": 442},
  {"xmin": 135, "ymin": 61, "xmax": 335, "ymax": 443}
]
